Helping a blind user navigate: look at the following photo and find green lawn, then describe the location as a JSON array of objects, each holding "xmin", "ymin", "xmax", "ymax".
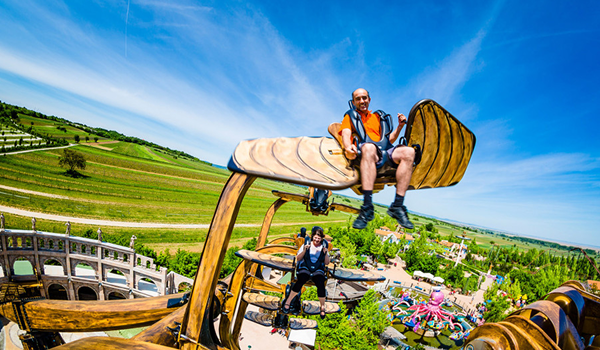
[
  {"xmin": 2, "ymin": 114, "xmax": 584, "ymax": 260},
  {"xmin": 0, "ymin": 140, "xmax": 358, "ymax": 250}
]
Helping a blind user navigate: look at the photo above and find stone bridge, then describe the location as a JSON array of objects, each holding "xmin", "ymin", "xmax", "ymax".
[{"xmin": 0, "ymin": 229, "xmax": 193, "ymax": 301}]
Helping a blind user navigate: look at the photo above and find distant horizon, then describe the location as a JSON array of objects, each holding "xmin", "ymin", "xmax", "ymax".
[
  {"xmin": 3, "ymin": 98, "xmax": 597, "ymax": 252},
  {"xmin": 406, "ymin": 210, "xmax": 600, "ymax": 252}
]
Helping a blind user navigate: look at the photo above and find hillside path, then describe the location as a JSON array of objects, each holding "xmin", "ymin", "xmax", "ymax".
[
  {"xmin": 2, "ymin": 143, "xmax": 76, "ymax": 155},
  {"xmin": 0, "ymin": 205, "xmax": 346, "ymax": 229}
]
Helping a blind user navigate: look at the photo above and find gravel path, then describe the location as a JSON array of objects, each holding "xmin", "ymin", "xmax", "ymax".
[
  {"xmin": 2, "ymin": 143, "xmax": 75, "ymax": 155},
  {"xmin": 0, "ymin": 205, "xmax": 346, "ymax": 229},
  {"xmin": 0, "ymin": 185, "xmax": 69, "ymax": 199}
]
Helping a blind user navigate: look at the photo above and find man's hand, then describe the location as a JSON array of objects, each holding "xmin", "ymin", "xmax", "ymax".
[
  {"xmin": 344, "ymin": 144, "xmax": 358, "ymax": 160},
  {"xmin": 397, "ymin": 113, "xmax": 407, "ymax": 127}
]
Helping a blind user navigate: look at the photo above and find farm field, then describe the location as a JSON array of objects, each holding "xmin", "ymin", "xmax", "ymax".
[
  {"xmin": 17, "ymin": 113, "xmax": 106, "ymax": 143},
  {"xmin": 2, "ymin": 107, "xmax": 587, "ymax": 260},
  {"xmin": 0, "ymin": 140, "xmax": 364, "ymax": 249},
  {"xmin": 0, "ymin": 140, "xmax": 579, "ymax": 257}
]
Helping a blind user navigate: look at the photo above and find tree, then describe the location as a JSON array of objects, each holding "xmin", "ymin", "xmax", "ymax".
[
  {"xmin": 94, "ymin": 137, "xmax": 98, "ymax": 142},
  {"xmin": 58, "ymin": 148, "xmax": 86, "ymax": 173},
  {"xmin": 483, "ymin": 283, "xmax": 511, "ymax": 322},
  {"xmin": 85, "ymin": 136, "xmax": 89, "ymax": 142},
  {"xmin": 74, "ymin": 135, "xmax": 80, "ymax": 143},
  {"xmin": 353, "ymin": 289, "xmax": 389, "ymax": 345},
  {"xmin": 369, "ymin": 237, "xmax": 383, "ymax": 260},
  {"xmin": 336, "ymin": 239, "xmax": 358, "ymax": 268}
]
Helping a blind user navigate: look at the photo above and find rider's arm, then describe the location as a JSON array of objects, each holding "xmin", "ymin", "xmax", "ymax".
[
  {"xmin": 388, "ymin": 113, "xmax": 407, "ymax": 144},
  {"xmin": 296, "ymin": 244, "xmax": 308, "ymax": 261},
  {"xmin": 341, "ymin": 128, "xmax": 358, "ymax": 159},
  {"xmin": 324, "ymin": 247, "xmax": 330, "ymax": 265}
]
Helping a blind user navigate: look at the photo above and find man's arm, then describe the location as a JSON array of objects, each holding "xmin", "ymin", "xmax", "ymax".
[
  {"xmin": 341, "ymin": 128, "xmax": 358, "ymax": 159},
  {"xmin": 388, "ymin": 113, "xmax": 408, "ymax": 144}
]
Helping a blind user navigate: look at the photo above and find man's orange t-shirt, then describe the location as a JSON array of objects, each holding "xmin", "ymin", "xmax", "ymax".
[{"xmin": 340, "ymin": 110, "xmax": 382, "ymax": 142}]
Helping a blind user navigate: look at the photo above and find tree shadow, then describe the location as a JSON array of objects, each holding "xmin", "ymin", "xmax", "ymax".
[{"xmin": 62, "ymin": 170, "xmax": 90, "ymax": 179}]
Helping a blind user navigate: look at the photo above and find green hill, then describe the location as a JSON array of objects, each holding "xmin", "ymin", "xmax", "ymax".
[{"xmin": 0, "ymin": 100, "xmax": 367, "ymax": 252}]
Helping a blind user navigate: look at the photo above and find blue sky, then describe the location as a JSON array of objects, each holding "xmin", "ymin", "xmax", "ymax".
[{"xmin": 0, "ymin": 0, "xmax": 599, "ymax": 247}]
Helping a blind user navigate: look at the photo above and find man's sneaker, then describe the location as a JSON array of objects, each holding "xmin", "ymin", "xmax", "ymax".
[
  {"xmin": 353, "ymin": 204, "xmax": 374, "ymax": 230},
  {"xmin": 387, "ymin": 205, "xmax": 414, "ymax": 229}
]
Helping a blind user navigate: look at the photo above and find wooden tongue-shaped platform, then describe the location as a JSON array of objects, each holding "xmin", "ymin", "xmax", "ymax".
[
  {"xmin": 329, "ymin": 266, "xmax": 386, "ymax": 282},
  {"xmin": 234, "ymin": 250, "xmax": 294, "ymax": 272},
  {"xmin": 244, "ymin": 311, "xmax": 318, "ymax": 330},
  {"xmin": 242, "ymin": 293, "xmax": 281, "ymax": 311},
  {"xmin": 228, "ymin": 137, "xmax": 359, "ymax": 190},
  {"xmin": 235, "ymin": 250, "xmax": 385, "ymax": 282},
  {"xmin": 230, "ymin": 99, "xmax": 475, "ymax": 195},
  {"xmin": 329, "ymin": 202, "xmax": 360, "ymax": 214},
  {"xmin": 242, "ymin": 292, "xmax": 340, "ymax": 315},
  {"xmin": 244, "ymin": 311, "xmax": 274, "ymax": 327},
  {"xmin": 302, "ymin": 301, "xmax": 341, "ymax": 315}
]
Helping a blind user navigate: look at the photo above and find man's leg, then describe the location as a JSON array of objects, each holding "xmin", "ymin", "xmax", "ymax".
[
  {"xmin": 387, "ymin": 146, "xmax": 415, "ymax": 229},
  {"xmin": 353, "ymin": 143, "xmax": 378, "ymax": 229}
]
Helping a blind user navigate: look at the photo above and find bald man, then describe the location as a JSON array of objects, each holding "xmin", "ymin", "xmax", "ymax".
[{"xmin": 340, "ymin": 88, "xmax": 415, "ymax": 230}]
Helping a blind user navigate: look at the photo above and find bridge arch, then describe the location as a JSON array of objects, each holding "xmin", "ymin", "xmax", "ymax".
[
  {"xmin": 42, "ymin": 257, "xmax": 66, "ymax": 276},
  {"xmin": 107, "ymin": 291, "xmax": 127, "ymax": 300},
  {"xmin": 47, "ymin": 283, "xmax": 69, "ymax": 300},
  {"xmin": 71, "ymin": 259, "xmax": 98, "ymax": 279},
  {"xmin": 73, "ymin": 262, "xmax": 97, "ymax": 280},
  {"xmin": 77, "ymin": 285, "xmax": 98, "ymax": 301},
  {"xmin": 137, "ymin": 276, "xmax": 159, "ymax": 294},
  {"xmin": 105, "ymin": 268, "xmax": 129, "ymax": 286},
  {"xmin": 10, "ymin": 256, "xmax": 35, "ymax": 276}
]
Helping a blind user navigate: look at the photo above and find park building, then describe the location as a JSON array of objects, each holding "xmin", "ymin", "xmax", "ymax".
[{"xmin": 374, "ymin": 227, "xmax": 414, "ymax": 245}]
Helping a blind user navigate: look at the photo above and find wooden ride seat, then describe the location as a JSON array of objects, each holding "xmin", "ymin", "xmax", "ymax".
[
  {"xmin": 328, "ymin": 122, "xmax": 399, "ymax": 195},
  {"xmin": 328, "ymin": 99, "xmax": 476, "ymax": 195}
]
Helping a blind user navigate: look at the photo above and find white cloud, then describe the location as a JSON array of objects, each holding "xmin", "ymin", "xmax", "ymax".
[
  {"xmin": 407, "ymin": 30, "xmax": 486, "ymax": 106},
  {"xmin": 0, "ymin": 1, "xmax": 347, "ymax": 158}
]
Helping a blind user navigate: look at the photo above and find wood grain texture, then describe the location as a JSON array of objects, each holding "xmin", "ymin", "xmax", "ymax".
[
  {"xmin": 329, "ymin": 266, "xmax": 385, "ymax": 282},
  {"xmin": 1, "ymin": 293, "xmax": 187, "ymax": 332},
  {"xmin": 406, "ymin": 99, "xmax": 476, "ymax": 190},
  {"xmin": 303, "ymin": 301, "xmax": 341, "ymax": 315},
  {"xmin": 234, "ymin": 250, "xmax": 295, "ymax": 272},
  {"xmin": 52, "ymin": 337, "xmax": 211, "ymax": 350},
  {"xmin": 242, "ymin": 292, "xmax": 281, "ymax": 310},
  {"xmin": 229, "ymin": 137, "xmax": 358, "ymax": 190}
]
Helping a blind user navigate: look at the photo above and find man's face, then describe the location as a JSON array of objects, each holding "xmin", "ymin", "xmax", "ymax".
[{"xmin": 352, "ymin": 89, "xmax": 370, "ymax": 113}]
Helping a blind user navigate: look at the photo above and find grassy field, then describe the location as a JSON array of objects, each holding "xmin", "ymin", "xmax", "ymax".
[
  {"xmin": 0, "ymin": 133, "xmax": 364, "ymax": 251},
  {"xmin": 17, "ymin": 113, "xmax": 106, "ymax": 143},
  {"xmin": 1, "ymin": 139, "xmax": 574, "ymax": 256},
  {"xmin": 2, "ymin": 112, "xmax": 584, "ymax": 259}
]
